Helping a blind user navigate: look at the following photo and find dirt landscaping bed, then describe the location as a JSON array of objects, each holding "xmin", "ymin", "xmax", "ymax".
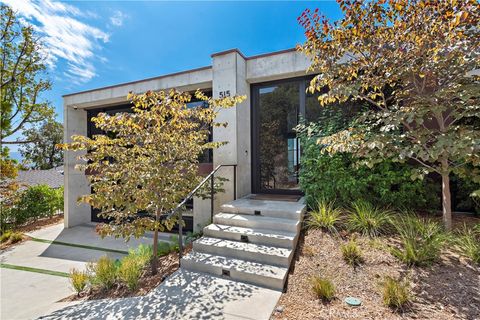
[
  {"xmin": 62, "ymin": 245, "xmax": 190, "ymax": 302},
  {"xmin": 272, "ymin": 225, "xmax": 480, "ymax": 320},
  {"xmin": 17, "ymin": 214, "xmax": 64, "ymax": 233},
  {"xmin": 0, "ymin": 215, "xmax": 63, "ymax": 250}
]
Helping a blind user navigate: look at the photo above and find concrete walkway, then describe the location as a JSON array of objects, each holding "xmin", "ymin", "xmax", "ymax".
[{"xmin": 39, "ymin": 269, "xmax": 282, "ymax": 320}]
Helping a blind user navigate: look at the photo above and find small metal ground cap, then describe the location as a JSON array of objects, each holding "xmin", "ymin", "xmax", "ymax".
[{"xmin": 345, "ymin": 297, "xmax": 362, "ymax": 306}]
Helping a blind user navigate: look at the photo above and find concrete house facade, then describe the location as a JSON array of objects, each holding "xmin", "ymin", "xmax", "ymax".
[{"xmin": 64, "ymin": 48, "xmax": 314, "ymax": 231}]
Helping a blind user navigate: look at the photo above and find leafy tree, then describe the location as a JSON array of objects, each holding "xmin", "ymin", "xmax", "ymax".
[
  {"xmin": 298, "ymin": 0, "xmax": 480, "ymax": 229},
  {"xmin": 61, "ymin": 90, "xmax": 244, "ymax": 273},
  {"xmin": 19, "ymin": 119, "xmax": 63, "ymax": 169},
  {"xmin": 1, "ymin": 4, "xmax": 54, "ymax": 145},
  {"xmin": 0, "ymin": 148, "xmax": 20, "ymax": 233}
]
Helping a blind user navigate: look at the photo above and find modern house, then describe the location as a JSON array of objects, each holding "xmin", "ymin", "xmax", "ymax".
[{"xmin": 63, "ymin": 48, "xmax": 315, "ymax": 231}]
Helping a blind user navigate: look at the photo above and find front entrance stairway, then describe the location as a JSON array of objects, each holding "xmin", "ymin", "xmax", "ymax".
[{"xmin": 181, "ymin": 196, "xmax": 306, "ymax": 291}]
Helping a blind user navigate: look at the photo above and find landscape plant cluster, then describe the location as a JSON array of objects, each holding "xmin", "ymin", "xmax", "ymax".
[
  {"xmin": 69, "ymin": 242, "xmax": 179, "ymax": 296},
  {"xmin": 306, "ymin": 199, "xmax": 480, "ymax": 311}
]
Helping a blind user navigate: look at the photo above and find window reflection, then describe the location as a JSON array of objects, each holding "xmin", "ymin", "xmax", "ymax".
[{"xmin": 258, "ymin": 82, "xmax": 300, "ymax": 190}]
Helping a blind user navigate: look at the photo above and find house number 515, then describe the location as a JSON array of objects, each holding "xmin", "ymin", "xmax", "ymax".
[{"xmin": 219, "ymin": 90, "xmax": 231, "ymax": 98}]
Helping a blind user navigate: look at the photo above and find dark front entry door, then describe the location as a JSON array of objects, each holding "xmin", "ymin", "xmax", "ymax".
[{"xmin": 251, "ymin": 77, "xmax": 309, "ymax": 194}]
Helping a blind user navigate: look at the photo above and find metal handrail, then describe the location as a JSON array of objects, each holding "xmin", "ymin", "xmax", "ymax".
[{"xmin": 167, "ymin": 164, "xmax": 237, "ymax": 259}]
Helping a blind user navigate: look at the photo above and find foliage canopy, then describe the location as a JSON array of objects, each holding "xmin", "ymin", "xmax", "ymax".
[
  {"xmin": 0, "ymin": 4, "xmax": 54, "ymax": 145},
  {"xmin": 299, "ymin": 0, "xmax": 480, "ymax": 229},
  {"xmin": 19, "ymin": 119, "xmax": 63, "ymax": 169}
]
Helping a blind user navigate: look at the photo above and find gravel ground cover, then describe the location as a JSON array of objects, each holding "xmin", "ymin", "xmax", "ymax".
[{"xmin": 272, "ymin": 227, "xmax": 480, "ymax": 320}]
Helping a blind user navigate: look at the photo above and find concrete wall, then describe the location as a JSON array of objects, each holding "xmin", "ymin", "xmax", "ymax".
[
  {"xmin": 193, "ymin": 196, "xmax": 211, "ymax": 233},
  {"xmin": 63, "ymin": 105, "xmax": 91, "ymax": 228},
  {"xmin": 246, "ymin": 50, "xmax": 312, "ymax": 83},
  {"xmin": 211, "ymin": 51, "xmax": 250, "ymax": 214},
  {"xmin": 63, "ymin": 48, "xmax": 311, "ymax": 229},
  {"xmin": 63, "ymin": 67, "xmax": 212, "ymax": 109}
]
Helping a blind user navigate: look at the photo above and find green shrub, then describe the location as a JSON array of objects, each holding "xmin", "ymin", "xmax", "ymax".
[
  {"xmin": 129, "ymin": 244, "xmax": 153, "ymax": 268},
  {"xmin": 0, "ymin": 231, "xmax": 11, "ymax": 243},
  {"xmin": 87, "ymin": 256, "xmax": 117, "ymax": 290},
  {"xmin": 0, "ymin": 208, "xmax": 15, "ymax": 232},
  {"xmin": 118, "ymin": 255, "xmax": 142, "ymax": 291},
  {"xmin": 311, "ymin": 276, "xmax": 335, "ymax": 302},
  {"xmin": 53, "ymin": 186, "xmax": 64, "ymax": 212},
  {"xmin": 382, "ymin": 276, "xmax": 411, "ymax": 310},
  {"xmin": 347, "ymin": 200, "xmax": 392, "ymax": 237},
  {"xmin": 451, "ymin": 175, "xmax": 480, "ymax": 214},
  {"xmin": 70, "ymin": 269, "xmax": 88, "ymax": 295},
  {"xmin": 0, "ymin": 230, "xmax": 23, "ymax": 244},
  {"xmin": 298, "ymin": 123, "xmax": 438, "ymax": 211},
  {"xmin": 3, "ymin": 185, "xmax": 63, "ymax": 229},
  {"xmin": 341, "ymin": 239, "xmax": 363, "ymax": 267},
  {"xmin": 455, "ymin": 224, "xmax": 480, "ymax": 265},
  {"xmin": 391, "ymin": 215, "xmax": 447, "ymax": 266},
  {"xmin": 307, "ymin": 200, "xmax": 343, "ymax": 233},
  {"xmin": 158, "ymin": 236, "xmax": 180, "ymax": 256},
  {"xmin": 186, "ymin": 229, "xmax": 203, "ymax": 244}
]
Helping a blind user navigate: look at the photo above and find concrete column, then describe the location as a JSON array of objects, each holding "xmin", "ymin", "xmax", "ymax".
[
  {"xmin": 212, "ymin": 50, "xmax": 251, "ymax": 213},
  {"xmin": 63, "ymin": 104, "xmax": 91, "ymax": 228}
]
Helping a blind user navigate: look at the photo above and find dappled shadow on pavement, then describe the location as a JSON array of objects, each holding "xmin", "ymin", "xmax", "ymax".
[
  {"xmin": 38, "ymin": 269, "xmax": 262, "ymax": 320},
  {"xmin": 38, "ymin": 296, "xmax": 140, "ymax": 320}
]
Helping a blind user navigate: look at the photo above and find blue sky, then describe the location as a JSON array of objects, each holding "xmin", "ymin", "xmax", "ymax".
[{"xmin": 4, "ymin": 0, "xmax": 342, "ymax": 152}]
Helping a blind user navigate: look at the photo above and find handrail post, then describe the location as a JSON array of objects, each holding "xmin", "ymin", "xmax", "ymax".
[
  {"xmin": 178, "ymin": 211, "xmax": 183, "ymax": 261},
  {"xmin": 210, "ymin": 172, "xmax": 214, "ymax": 222}
]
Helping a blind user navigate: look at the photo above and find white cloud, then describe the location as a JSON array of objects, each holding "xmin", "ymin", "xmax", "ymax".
[
  {"xmin": 110, "ymin": 10, "xmax": 126, "ymax": 27},
  {"xmin": 3, "ymin": 0, "xmax": 110, "ymax": 84}
]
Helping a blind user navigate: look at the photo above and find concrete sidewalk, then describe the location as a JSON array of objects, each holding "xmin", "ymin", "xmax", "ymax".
[
  {"xmin": 0, "ymin": 268, "xmax": 79, "ymax": 320},
  {"xmin": 39, "ymin": 269, "xmax": 282, "ymax": 320}
]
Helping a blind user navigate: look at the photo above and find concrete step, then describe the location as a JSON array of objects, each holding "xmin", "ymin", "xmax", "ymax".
[
  {"xmin": 193, "ymin": 237, "xmax": 292, "ymax": 267},
  {"xmin": 213, "ymin": 213, "xmax": 300, "ymax": 233},
  {"xmin": 203, "ymin": 224, "xmax": 296, "ymax": 249},
  {"xmin": 181, "ymin": 251, "xmax": 288, "ymax": 291},
  {"xmin": 220, "ymin": 197, "xmax": 306, "ymax": 221}
]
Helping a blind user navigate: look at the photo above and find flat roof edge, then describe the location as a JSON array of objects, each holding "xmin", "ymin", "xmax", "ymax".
[
  {"xmin": 63, "ymin": 47, "xmax": 301, "ymax": 98},
  {"xmin": 211, "ymin": 48, "xmax": 246, "ymax": 59},
  {"xmin": 246, "ymin": 47, "xmax": 297, "ymax": 60},
  {"xmin": 210, "ymin": 47, "xmax": 298, "ymax": 60},
  {"xmin": 63, "ymin": 65, "xmax": 212, "ymax": 98}
]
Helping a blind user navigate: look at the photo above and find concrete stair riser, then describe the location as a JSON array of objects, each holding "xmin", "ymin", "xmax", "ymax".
[
  {"xmin": 220, "ymin": 198, "xmax": 306, "ymax": 221},
  {"xmin": 203, "ymin": 224, "xmax": 296, "ymax": 249},
  {"xmin": 180, "ymin": 253, "xmax": 287, "ymax": 291},
  {"xmin": 213, "ymin": 213, "xmax": 300, "ymax": 233},
  {"xmin": 193, "ymin": 237, "xmax": 292, "ymax": 267}
]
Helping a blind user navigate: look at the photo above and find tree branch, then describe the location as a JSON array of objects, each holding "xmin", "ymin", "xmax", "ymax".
[
  {"xmin": 1, "ymin": 139, "xmax": 36, "ymax": 144},
  {"xmin": 409, "ymin": 156, "xmax": 440, "ymax": 174}
]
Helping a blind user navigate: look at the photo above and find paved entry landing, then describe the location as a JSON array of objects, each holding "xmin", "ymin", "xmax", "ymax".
[{"xmin": 40, "ymin": 269, "xmax": 281, "ymax": 320}]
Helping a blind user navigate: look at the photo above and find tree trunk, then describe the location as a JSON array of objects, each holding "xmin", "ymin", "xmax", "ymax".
[
  {"xmin": 151, "ymin": 210, "xmax": 160, "ymax": 275},
  {"xmin": 440, "ymin": 159, "xmax": 452, "ymax": 231}
]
